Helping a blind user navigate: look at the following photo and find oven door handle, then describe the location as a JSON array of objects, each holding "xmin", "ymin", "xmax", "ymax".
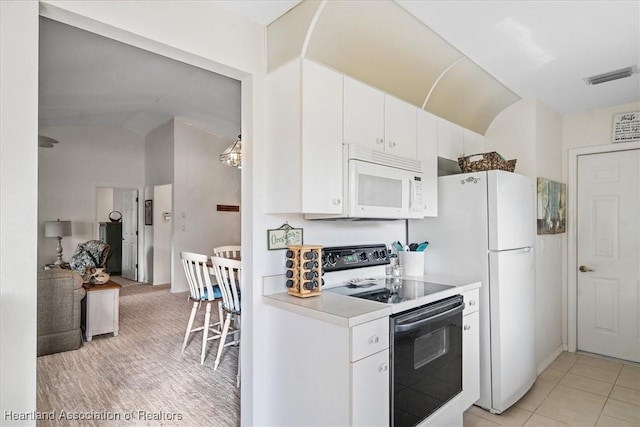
[{"xmin": 394, "ymin": 303, "xmax": 464, "ymax": 333}]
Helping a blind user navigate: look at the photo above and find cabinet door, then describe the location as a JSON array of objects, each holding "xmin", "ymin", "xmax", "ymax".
[
  {"xmin": 301, "ymin": 60, "xmax": 344, "ymax": 213},
  {"xmin": 463, "ymin": 128, "xmax": 486, "ymax": 155},
  {"xmin": 344, "ymin": 76, "xmax": 385, "ymax": 150},
  {"xmin": 437, "ymin": 118, "xmax": 464, "ymax": 161},
  {"xmin": 461, "ymin": 311, "xmax": 480, "ymax": 410},
  {"xmin": 417, "ymin": 110, "xmax": 438, "ymax": 217},
  {"xmin": 351, "ymin": 349, "xmax": 389, "ymax": 427},
  {"xmin": 384, "ymin": 95, "xmax": 417, "ymax": 159}
]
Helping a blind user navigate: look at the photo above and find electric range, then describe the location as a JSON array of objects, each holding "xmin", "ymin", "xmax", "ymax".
[
  {"xmin": 322, "ymin": 244, "xmax": 457, "ymax": 313},
  {"xmin": 323, "ymin": 244, "xmax": 463, "ymax": 426}
]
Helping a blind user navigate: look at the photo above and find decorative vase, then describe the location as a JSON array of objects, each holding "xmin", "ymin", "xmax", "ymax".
[{"xmin": 89, "ymin": 267, "xmax": 110, "ymax": 285}]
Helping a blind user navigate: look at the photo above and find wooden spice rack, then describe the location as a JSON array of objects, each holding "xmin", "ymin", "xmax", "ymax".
[{"xmin": 285, "ymin": 245, "xmax": 323, "ymax": 298}]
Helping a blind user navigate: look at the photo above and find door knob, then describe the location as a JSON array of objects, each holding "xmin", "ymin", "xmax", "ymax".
[{"xmin": 579, "ymin": 265, "xmax": 594, "ymax": 272}]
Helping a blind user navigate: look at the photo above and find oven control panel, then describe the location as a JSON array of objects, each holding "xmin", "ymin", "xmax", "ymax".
[{"xmin": 322, "ymin": 244, "xmax": 390, "ymax": 272}]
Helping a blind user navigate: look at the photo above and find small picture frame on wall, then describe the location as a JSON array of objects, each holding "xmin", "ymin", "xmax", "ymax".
[
  {"xmin": 267, "ymin": 223, "xmax": 303, "ymax": 250},
  {"xmin": 144, "ymin": 200, "xmax": 153, "ymax": 226}
]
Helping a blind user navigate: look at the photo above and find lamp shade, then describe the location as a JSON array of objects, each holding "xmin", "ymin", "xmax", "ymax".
[{"xmin": 44, "ymin": 220, "xmax": 72, "ymax": 237}]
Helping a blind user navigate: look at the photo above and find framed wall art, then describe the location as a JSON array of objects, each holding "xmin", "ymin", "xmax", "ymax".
[
  {"xmin": 144, "ymin": 200, "xmax": 153, "ymax": 226},
  {"xmin": 537, "ymin": 178, "xmax": 566, "ymax": 234}
]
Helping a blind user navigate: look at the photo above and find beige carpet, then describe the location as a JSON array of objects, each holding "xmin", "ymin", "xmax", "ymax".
[
  {"xmin": 108, "ymin": 275, "xmax": 150, "ymax": 287},
  {"xmin": 37, "ymin": 284, "xmax": 240, "ymax": 426}
]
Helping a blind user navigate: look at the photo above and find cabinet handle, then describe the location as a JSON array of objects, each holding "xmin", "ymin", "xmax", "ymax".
[
  {"xmin": 464, "ymin": 324, "xmax": 471, "ymax": 331},
  {"xmin": 375, "ymin": 138, "xmax": 384, "ymax": 145},
  {"xmin": 332, "ymin": 199, "xmax": 341, "ymax": 205},
  {"xmin": 388, "ymin": 141, "xmax": 397, "ymax": 148},
  {"xmin": 369, "ymin": 335, "xmax": 379, "ymax": 344},
  {"xmin": 469, "ymin": 299, "xmax": 476, "ymax": 306},
  {"xmin": 378, "ymin": 363, "xmax": 388, "ymax": 373}
]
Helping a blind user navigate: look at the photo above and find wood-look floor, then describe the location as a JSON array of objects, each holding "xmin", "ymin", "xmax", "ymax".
[{"xmin": 37, "ymin": 282, "xmax": 240, "ymax": 426}]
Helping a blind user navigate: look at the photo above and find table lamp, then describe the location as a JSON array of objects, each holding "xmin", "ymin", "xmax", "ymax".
[{"xmin": 44, "ymin": 219, "xmax": 72, "ymax": 265}]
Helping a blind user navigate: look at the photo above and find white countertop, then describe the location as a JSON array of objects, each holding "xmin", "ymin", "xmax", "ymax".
[{"xmin": 263, "ymin": 274, "xmax": 481, "ymax": 328}]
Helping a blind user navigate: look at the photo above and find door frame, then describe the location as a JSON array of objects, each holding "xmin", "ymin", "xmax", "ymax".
[{"xmin": 567, "ymin": 140, "xmax": 640, "ymax": 352}]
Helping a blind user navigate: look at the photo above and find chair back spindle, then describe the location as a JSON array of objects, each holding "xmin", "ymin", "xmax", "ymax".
[
  {"xmin": 180, "ymin": 251, "xmax": 217, "ymax": 302},
  {"xmin": 210, "ymin": 256, "xmax": 241, "ymax": 314}
]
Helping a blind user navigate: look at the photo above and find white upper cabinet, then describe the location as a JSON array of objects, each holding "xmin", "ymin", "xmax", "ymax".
[
  {"xmin": 438, "ymin": 118, "xmax": 487, "ymax": 162},
  {"xmin": 301, "ymin": 60, "xmax": 344, "ymax": 213},
  {"xmin": 417, "ymin": 110, "xmax": 438, "ymax": 217},
  {"xmin": 344, "ymin": 77, "xmax": 417, "ymax": 159},
  {"xmin": 462, "ymin": 128, "xmax": 486, "ymax": 156},
  {"xmin": 265, "ymin": 59, "xmax": 344, "ymax": 214},
  {"xmin": 385, "ymin": 95, "xmax": 418, "ymax": 158},
  {"xmin": 344, "ymin": 76, "xmax": 385, "ymax": 151},
  {"xmin": 437, "ymin": 117, "xmax": 464, "ymax": 161}
]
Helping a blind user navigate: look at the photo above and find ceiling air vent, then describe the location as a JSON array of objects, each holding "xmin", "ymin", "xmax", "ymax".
[{"xmin": 584, "ymin": 66, "xmax": 638, "ymax": 85}]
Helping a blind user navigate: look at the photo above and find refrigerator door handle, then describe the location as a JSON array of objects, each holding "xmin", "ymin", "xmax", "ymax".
[{"xmin": 490, "ymin": 247, "xmax": 532, "ymax": 254}]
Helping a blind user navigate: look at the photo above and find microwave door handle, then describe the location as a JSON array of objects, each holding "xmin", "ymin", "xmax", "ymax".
[
  {"xmin": 409, "ymin": 179, "xmax": 414, "ymax": 209},
  {"xmin": 394, "ymin": 303, "xmax": 465, "ymax": 333}
]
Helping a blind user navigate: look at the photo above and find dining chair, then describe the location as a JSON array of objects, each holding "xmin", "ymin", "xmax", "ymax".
[
  {"xmin": 210, "ymin": 255, "xmax": 241, "ymax": 384},
  {"xmin": 213, "ymin": 245, "xmax": 241, "ymax": 260},
  {"xmin": 180, "ymin": 251, "xmax": 223, "ymax": 364}
]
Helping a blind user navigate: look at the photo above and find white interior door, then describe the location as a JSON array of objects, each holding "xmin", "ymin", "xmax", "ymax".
[
  {"xmin": 121, "ymin": 189, "xmax": 138, "ymax": 280},
  {"xmin": 577, "ymin": 149, "xmax": 639, "ymax": 362}
]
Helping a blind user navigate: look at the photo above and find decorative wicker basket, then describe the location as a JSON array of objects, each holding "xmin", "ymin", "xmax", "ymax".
[{"xmin": 458, "ymin": 152, "xmax": 517, "ymax": 173}]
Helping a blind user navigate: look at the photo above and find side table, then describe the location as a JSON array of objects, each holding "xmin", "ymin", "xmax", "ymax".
[{"xmin": 81, "ymin": 281, "xmax": 122, "ymax": 341}]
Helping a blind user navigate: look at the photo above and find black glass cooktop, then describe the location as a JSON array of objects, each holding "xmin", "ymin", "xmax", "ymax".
[{"xmin": 328, "ymin": 278, "xmax": 454, "ymax": 304}]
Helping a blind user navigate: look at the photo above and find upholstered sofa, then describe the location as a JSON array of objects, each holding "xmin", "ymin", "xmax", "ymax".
[{"xmin": 37, "ymin": 269, "xmax": 86, "ymax": 356}]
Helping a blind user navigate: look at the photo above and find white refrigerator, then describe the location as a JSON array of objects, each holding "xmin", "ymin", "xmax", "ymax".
[{"xmin": 408, "ymin": 170, "xmax": 536, "ymax": 414}]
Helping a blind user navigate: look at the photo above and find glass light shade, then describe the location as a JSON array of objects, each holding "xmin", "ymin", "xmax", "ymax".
[
  {"xmin": 44, "ymin": 220, "xmax": 72, "ymax": 237},
  {"xmin": 220, "ymin": 137, "xmax": 242, "ymax": 169}
]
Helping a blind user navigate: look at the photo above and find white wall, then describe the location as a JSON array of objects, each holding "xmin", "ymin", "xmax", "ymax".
[
  {"xmin": 153, "ymin": 184, "xmax": 172, "ymax": 285},
  {"xmin": 145, "ymin": 119, "xmax": 174, "ymax": 187},
  {"xmin": 487, "ymin": 98, "xmax": 565, "ymax": 371},
  {"xmin": 485, "ymin": 98, "xmax": 537, "ymax": 177},
  {"xmin": 0, "ymin": 1, "xmax": 39, "ymax": 420},
  {"xmin": 96, "ymin": 187, "xmax": 114, "ymax": 223},
  {"xmin": 145, "ymin": 119, "xmax": 175, "ymax": 283},
  {"xmin": 38, "ymin": 125, "xmax": 145, "ymax": 268},
  {"xmin": 563, "ymin": 101, "xmax": 640, "ymax": 153},
  {"xmin": 172, "ymin": 118, "xmax": 241, "ymax": 292}
]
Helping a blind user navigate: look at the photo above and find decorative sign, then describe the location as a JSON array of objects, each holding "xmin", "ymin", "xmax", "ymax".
[
  {"xmin": 612, "ymin": 112, "xmax": 640, "ymax": 143},
  {"xmin": 267, "ymin": 223, "xmax": 303, "ymax": 250}
]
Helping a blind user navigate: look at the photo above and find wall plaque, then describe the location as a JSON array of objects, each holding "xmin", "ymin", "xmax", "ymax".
[
  {"xmin": 267, "ymin": 223, "xmax": 303, "ymax": 250},
  {"xmin": 612, "ymin": 111, "xmax": 640, "ymax": 143}
]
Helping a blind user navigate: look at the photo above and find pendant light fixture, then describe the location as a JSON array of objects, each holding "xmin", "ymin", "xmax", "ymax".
[{"xmin": 220, "ymin": 135, "xmax": 242, "ymax": 169}]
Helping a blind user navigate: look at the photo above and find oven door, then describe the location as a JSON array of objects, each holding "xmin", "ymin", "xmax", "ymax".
[{"xmin": 390, "ymin": 295, "xmax": 464, "ymax": 427}]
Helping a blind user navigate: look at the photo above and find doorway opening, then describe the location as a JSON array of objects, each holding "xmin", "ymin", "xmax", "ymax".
[{"xmin": 96, "ymin": 186, "xmax": 140, "ymax": 281}]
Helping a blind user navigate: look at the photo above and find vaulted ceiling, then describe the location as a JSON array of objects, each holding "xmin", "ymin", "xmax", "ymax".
[{"xmin": 39, "ymin": 1, "xmax": 640, "ymax": 140}]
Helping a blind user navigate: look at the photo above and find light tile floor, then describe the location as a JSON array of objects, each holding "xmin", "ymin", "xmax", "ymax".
[{"xmin": 463, "ymin": 352, "xmax": 640, "ymax": 426}]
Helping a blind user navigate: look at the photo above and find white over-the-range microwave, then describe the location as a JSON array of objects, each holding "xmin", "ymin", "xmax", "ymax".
[{"xmin": 306, "ymin": 144, "xmax": 425, "ymax": 220}]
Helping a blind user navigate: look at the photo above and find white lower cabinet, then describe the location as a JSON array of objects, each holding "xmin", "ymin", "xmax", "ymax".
[
  {"xmin": 266, "ymin": 305, "xmax": 389, "ymax": 427},
  {"xmin": 461, "ymin": 289, "xmax": 480, "ymax": 411},
  {"xmin": 351, "ymin": 349, "xmax": 390, "ymax": 426}
]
